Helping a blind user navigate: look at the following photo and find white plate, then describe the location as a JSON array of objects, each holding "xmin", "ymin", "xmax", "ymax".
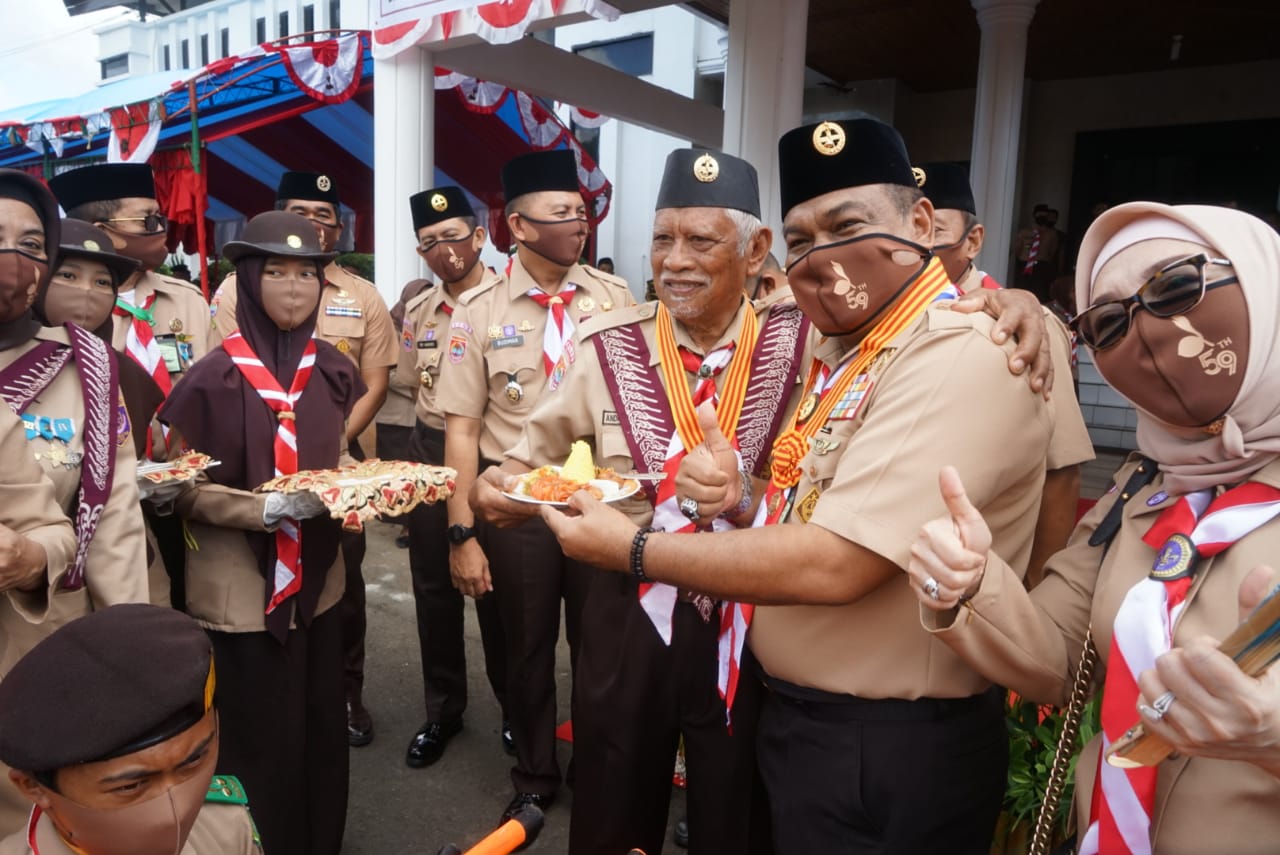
[{"xmin": 503, "ymin": 466, "xmax": 642, "ymax": 507}]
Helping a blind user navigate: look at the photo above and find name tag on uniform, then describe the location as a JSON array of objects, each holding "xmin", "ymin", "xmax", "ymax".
[
  {"xmin": 602, "ymin": 410, "xmax": 620, "ymax": 426},
  {"xmin": 325, "ymin": 305, "xmax": 363, "ymax": 318},
  {"xmin": 418, "ymin": 340, "xmax": 438, "ymax": 349},
  {"xmin": 154, "ymin": 334, "xmax": 183, "ymax": 374},
  {"xmin": 493, "ymin": 335, "xmax": 525, "ymax": 350}
]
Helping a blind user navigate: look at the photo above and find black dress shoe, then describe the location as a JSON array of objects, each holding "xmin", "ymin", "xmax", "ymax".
[
  {"xmin": 347, "ymin": 700, "xmax": 374, "ymax": 748},
  {"xmin": 673, "ymin": 814, "xmax": 689, "ymax": 848},
  {"xmin": 406, "ymin": 719, "xmax": 463, "ymax": 768},
  {"xmin": 499, "ymin": 791, "xmax": 554, "ymax": 827},
  {"xmin": 501, "ymin": 718, "xmax": 516, "ymax": 756}
]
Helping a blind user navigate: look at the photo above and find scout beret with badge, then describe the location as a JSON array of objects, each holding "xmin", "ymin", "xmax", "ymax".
[
  {"xmin": 655, "ymin": 148, "xmax": 761, "ymax": 218},
  {"xmin": 410, "ymin": 186, "xmax": 475, "ymax": 232},
  {"xmin": 0, "ymin": 603, "xmax": 215, "ymax": 772},
  {"xmin": 221, "ymin": 211, "xmax": 339, "ymax": 264},
  {"xmin": 915, "ymin": 161, "xmax": 977, "ymax": 215},
  {"xmin": 48, "ymin": 163, "xmax": 156, "ymax": 210},
  {"xmin": 58, "ymin": 218, "xmax": 141, "ymax": 285},
  {"xmin": 501, "ymin": 150, "xmax": 580, "ymax": 203},
  {"xmin": 777, "ymin": 117, "xmax": 916, "ymax": 217},
  {"xmin": 276, "ymin": 170, "xmax": 341, "ymax": 207}
]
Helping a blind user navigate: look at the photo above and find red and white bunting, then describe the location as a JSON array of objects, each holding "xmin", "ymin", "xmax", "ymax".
[
  {"xmin": 107, "ymin": 101, "xmax": 161, "ymax": 164},
  {"xmin": 569, "ymin": 106, "xmax": 609, "ymax": 128},
  {"xmin": 269, "ymin": 33, "xmax": 364, "ymax": 105}
]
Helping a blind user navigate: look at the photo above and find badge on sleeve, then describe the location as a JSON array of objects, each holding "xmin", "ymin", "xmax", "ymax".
[{"xmin": 448, "ymin": 336, "xmax": 468, "ymax": 364}]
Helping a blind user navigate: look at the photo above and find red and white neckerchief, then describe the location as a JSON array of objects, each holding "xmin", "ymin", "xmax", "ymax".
[
  {"xmin": 1082, "ymin": 480, "xmax": 1280, "ymax": 855},
  {"xmin": 222, "ymin": 332, "xmax": 317, "ymax": 615},
  {"xmin": 115, "ymin": 289, "xmax": 172, "ymax": 457},
  {"xmin": 526, "ymin": 285, "xmax": 577, "ymax": 390},
  {"xmin": 1023, "ymin": 228, "xmax": 1041, "ymax": 274}
]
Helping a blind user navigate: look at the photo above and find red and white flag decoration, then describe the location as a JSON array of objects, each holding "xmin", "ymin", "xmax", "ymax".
[
  {"xmin": 569, "ymin": 106, "xmax": 609, "ymax": 128},
  {"xmin": 372, "ymin": 0, "xmax": 619, "ymax": 60},
  {"xmin": 269, "ymin": 33, "xmax": 364, "ymax": 105},
  {"xmin": 107, "ymin": 101, "xmax": 161, "ymax": 164}
]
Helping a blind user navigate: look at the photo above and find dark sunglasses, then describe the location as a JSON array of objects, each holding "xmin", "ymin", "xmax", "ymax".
[
  {"xmin": 1071, "ymin": 253, "xmax": 1238, "ymax": 350},
  {"xmin": 103, "ymin": 213, "xmax": 168, "ymax": 234}
]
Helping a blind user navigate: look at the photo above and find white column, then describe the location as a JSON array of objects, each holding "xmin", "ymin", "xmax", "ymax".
[
  {"xmin": 373, "ymin": 46, "xmax": 434, "ymax": 304},
  {"xmin": 968, "ymin": 0, "xmax": 1038, "ymax": 285},
  {"xmin": 721, "ymin": 0, "xmax": 810, "ymax": 249}
]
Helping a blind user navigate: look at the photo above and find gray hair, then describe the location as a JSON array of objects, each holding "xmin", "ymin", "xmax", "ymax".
[{"xmin": 723, "ymin": 208, "xmax": 765, "ymax": 254}]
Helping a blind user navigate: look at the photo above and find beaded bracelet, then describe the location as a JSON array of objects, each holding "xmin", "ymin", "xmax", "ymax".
[
  {"xmin": 720, "ymin": 469, "xmax": 754, "ymax": 520},
  {"xmin": 631, "ymin": 526, "xmax": 660, "ymax": 582}
]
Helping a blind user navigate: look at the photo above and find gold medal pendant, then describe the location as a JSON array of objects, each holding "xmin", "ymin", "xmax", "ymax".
[
  {"xmin": 504, "ymin": 377, "xmax": 524, "ymax": 404},
  {"xmin": 797, "ymin": 392, "xmax": 820, "ymax": 424},
  {"xmin": 420, "ymin": 370, "xmax": 433, "ymax": 389}
]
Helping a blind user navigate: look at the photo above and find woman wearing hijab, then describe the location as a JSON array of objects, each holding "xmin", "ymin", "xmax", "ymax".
[
  {"xmin": 905, "ymin": 203, "xmax": 1280, "ymax": 854},
  {"xmin": 160, "ymin": 211, "xmax": 364, "ymax": 855}
]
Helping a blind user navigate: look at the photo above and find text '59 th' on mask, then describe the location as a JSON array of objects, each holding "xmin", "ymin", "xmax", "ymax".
[
  {"xmin": 1093, "ymin": 280, "xmax": 1249, "ymax": 429},
  {"xmin": 260, "ymin": 269, "xmax": 322, "ymax": 331},
  {"xmin": 785, "ymin": 232, "xmax": 931, "ymax": 338},
  {"xmin": 0, "ymin": 248, "xmax": 46, "ymax": 323},
  {"xmin": 516, "ymin": 215, "xmax": 590, "ymax": 268},
  {"xmin": 421, "ymin": 233, "xmax": 481, "ymax": 284}
]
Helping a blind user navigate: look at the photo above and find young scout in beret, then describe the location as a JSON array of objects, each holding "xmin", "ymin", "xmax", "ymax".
[
  {"xmin": 0, "ymin": 603, "xmax": 261, "ymax": 855},
  {"xmin": 210, "ymin": 171, "xmax": 396, "ymax": 747},
  {"xmin": 397, "ymin": 185, "xmax": 509, "ymax": 769}
]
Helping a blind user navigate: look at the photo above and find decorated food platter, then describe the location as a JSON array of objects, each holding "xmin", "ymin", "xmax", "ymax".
[
  {"xmin": 137, "ymin": 451, "xmax": 219, "ymax": 484},
  {"xmin": 257, "ymin": 459, "xmax": 456, "ymax": 532}
]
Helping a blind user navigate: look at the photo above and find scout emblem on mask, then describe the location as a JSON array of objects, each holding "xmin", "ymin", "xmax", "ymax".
[
  {"xmin": 504, "ymin": 374, "xmax": 524, "ymax": 404},
  {"xmin": 1173, "ymin": 315, "xmax": 1237, "ymax": 376},
  {"xmin": 286, "ymin": 234, "xmax": 303, "ymax": 249},
  {"xmin": 447, "ymin": 246, "xmax": 466, "ymax": 270},
  {"xmin": 812, "ymin": 121, "xmax": 846, "ymax": 156},
  {"xmin": 912, "ymin": 167, "xmax": 927, "ymax": 188},
  {"xmin": 430, "ymin": 193, "xmax": 448, "ymax": 212},
  {"xmin": 830, "ymin": 261, "xmax": 870, "ymax": 310},
  {"xmin": 316, "ymin": 175, "xmax": 332, "ymax": 192},
  {"xmin": 693, "ymin": 154, "xmax": 719, "ymax": 183}
]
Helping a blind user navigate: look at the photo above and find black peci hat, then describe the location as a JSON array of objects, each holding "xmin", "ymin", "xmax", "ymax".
[
  {"xmin": 221, "ymin": 211, "xmax": 338, "ymax": 264},
  {"xmin": 0, "ymin": 604, "xmax": 214, "ymax": 771},
  {"xmin": 501, "ymin": 151, "xmax": 580, "ymax": 205},
  {"xmin": 48, "ymin": 163, "xmax": 156, "ymax": 211},
  {"xmin": 276, "ymin": 171, "xmax": 341, "ymax": 207},
  {"xmin": 916, "ymin": 161, "xmax": 977, "ymax": 215},
  {"xmin": 57, "ymin": 218, "xmax": 141, "ymax": 285},
  {"xmin": 655, "ymin": 148, "xmax": 761, "ymax": 219},
  {"xmin": 410, "ymin": 186, "xmax": 475, "ymax": 232},
  {"xmin": 777, "ymin": 118, "xmax": 916, "ymax": 219}
]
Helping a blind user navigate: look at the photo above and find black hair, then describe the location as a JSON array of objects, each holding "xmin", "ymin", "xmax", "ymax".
[{"xmin": 64, "ymin": 199, "xmax": 121, "ymax": 224}]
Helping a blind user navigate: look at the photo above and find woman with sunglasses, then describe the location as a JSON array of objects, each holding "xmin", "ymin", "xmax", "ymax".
[{"xmin": 903, "ymin": 202, "xmax": 1280, "ymax": 854}]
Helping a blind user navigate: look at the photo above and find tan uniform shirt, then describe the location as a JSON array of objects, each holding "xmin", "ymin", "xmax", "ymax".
[
  {"xmin": 213, "ymin": 264, "xmax": 398, "ymax": 373},
  {"xmin": 397, "ymin": 272, "xmax": 503, "ymax": 432},
  {"xmin": 436, "ymin": 257, "xmax": 633, "ymax": 463},
  {"xmin": 750, "ymin": 307, "xmax": 1055, "ymax": 699},
  {"xmin": 927, "ymin": 455, "xmax": 1280, "ymax": 854},
  {"xmin": 113, "ymin": 271, "xmax": 219, "ymax": 377},
  {"xmin": 505, "ymin": 291, "xmax": 810, "ymax": 527},
  {"xmin": 1014, "ymin": 226, "xmax": 1062, "ymax": 268},
  {"xmin": 0, "ymin": 799, "xmax": 261, "ymax": 855}
]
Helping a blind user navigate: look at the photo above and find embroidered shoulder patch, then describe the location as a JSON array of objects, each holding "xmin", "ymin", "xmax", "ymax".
[
  {"xmin": 448, "ymin": 336, "xmax": 467, "ymax": 364},
  {"xmin": 206, "ymin": 775, "xmax": 249, "ymax": 805},
  {"xmin": 116, "ymin": 390, "xmax": 131, "ymax": 448}
]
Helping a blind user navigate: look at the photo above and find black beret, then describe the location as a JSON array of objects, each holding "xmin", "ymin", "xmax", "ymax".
[
  {"xmin": 916, "ymin": 161, "xmax": 977, "ymax": 215},
  {"xmin": 276, "ymin": 171, "xmax": 341, "ymax": 207},
  {"xmin": 57, "ymin": 218, "xmax": 140, "ymax": 285},
  {"xmin": 0, "ymin": 604, "xmax": 214, "ymax": 771},
  {"xmin": 48, "ymin": 163, "xmax": 156, "ymax": 211},
  {"xmin": 409, "ymin": 186, "xmax": 475, "ymax": 232},
  {"xmin": 0, "ymin": 169, "xmax": 61, "ymax": 253},
  {"xmin": 501, "ymin": 151, "xmax": 580, "ymax": 205},
  {"xmin": 655, "ymin": 148, "xmax": 761, "ymax": 219},
  {"xmin": 778, "ymin": 118, "xmax": 916, "ymax": 218},
  {"xmin": 222, "ymin": 210, "xmax": 337, "ymax": 264}
]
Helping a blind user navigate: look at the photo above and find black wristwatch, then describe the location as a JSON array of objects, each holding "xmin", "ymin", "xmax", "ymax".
[{"xmin": 447, "ymin": 524, "xmax": 477, "ymax": 545}]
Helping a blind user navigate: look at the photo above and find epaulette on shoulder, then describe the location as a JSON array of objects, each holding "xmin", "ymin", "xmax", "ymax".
[
  {"xmin": 403, "ymin": 284, "xmax": 438, "ymax": 314},
  {"xmin": 457, "ymin": 276, "xmax": 502, "ymax": 307},
  {"xmin": 580, "ymin": 265, "xmax": 631, "ymax": 293},
  {"xmin": 206, "ymin": 775, "xmax": 249, "ymax": 805},
  {"xmin": 154, "ymin": 274, "xmax": 205, "ymax": 296},
  {"xmin": 577, "ymin": 300, "xmax": 656, "ymax": 341}
]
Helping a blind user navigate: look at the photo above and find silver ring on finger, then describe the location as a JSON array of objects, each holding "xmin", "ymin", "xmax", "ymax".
[
  {"xmin": 1152, "ymin": 691, "xmax": 1176, "ymax": 717},
  {"xmin": 679, "ymin": 496, "xmax": 701, "ymax": 522},
  {"xmin": 923, "ymin": 577, "xmax": 940, "ymax": 599}
]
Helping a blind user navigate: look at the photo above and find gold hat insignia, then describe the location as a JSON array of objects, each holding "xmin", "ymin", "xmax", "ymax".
[
  {"xmin": 316, "ymin": 175, "xmax": 332, "ymax": 192},
  {"xmin": 912, "ymin": 167, "xmax": 927, "ymax": 188},
  {"xmin": 83, "ymin": 239, "xmax": 100, "ymax": 252},
  {"xmin": 286, "ymin": 234, "xmax": 303, "ymax": 249},
  {"xmin": 693, "ymin": 154, "xmax": 719, "ymax": 183},
  {"xmin": 812, "ymin": 121, "xmax": 846, "ymax": 156},
  {"xmin": 430, "ymin": 193, "xmax": 448, "ymax": 212}
]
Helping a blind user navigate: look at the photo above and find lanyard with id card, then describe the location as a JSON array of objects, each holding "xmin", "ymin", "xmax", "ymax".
[{"xmin": 154, "ymin": 333, "xmax": 185, "ymax": 374}]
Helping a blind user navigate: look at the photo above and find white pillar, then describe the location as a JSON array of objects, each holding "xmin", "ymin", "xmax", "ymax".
[
  {"xmin": 721, "ymin": 0, "xmax": 810, "ymax": 250},
  {"xmin": 968, "ymin": 0, "xmax": 1038, "ymax": 285},
  {"xmin": 373, "ymin": 46, "xmax": 434, "ymax": 304}
]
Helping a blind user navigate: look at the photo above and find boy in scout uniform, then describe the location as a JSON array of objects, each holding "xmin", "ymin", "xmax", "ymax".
[
  {"xmin": 471, "ymin": 149, "xmax": 795, "ymax": 854},
  {"xmin": 211, "ymin": 171, "xmax": 397, "ymax": 747},
  {"xmin": 0, "ymin": 604, "xmax": 261, "ymax": 855},
  {"xmin": 398, "ymin": 186, "xmax": 509, "ymax": 769},
  {"xmin": 437, "ymin": 150, "xmax": 633, "ymax": 824},
  {"xmin": 538, "ymin": 119, "xmax": 1061, "ymax": 854}
]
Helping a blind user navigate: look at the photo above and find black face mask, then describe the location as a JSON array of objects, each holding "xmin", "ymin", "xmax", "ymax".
[
  {"xmin": 786, "ymin": 232, "xmax": 931, "ymax": 338},
  {"xmin": 932, "ymin": 226, "xmax": 975, "ymax": 284},
  {"xmin": 421, "ymin": 232, "xmax": 481, "ymax": 284},
  {"xmin": 517, "ymin": 215, "xmax": 590, "ymax": 268}
]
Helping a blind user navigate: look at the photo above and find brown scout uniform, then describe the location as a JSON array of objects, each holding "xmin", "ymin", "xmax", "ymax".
[
  {"xmin": 113, "ymin": 271, "xmax": 220, "ymax": 389},
  {"xmin": 925, "ymin": 455, "xmax": 1280, "ymax": 855},
  {"xmin": 436, "ymin": 255, "xmax": 632, "ymax": 798}
]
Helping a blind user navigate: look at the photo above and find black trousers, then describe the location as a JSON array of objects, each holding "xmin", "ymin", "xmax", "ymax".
[
  {"xmin": 374, "ymin": 421, "xmax": 413, "ymax": 463},
  {"xmin": 756, "ymin": 681, "xmax": 1007, "ymax": 855},
  {"xmin": 483, "ymin": 509, "xmax": 595, "ymax": 797},
  {"xmin": 569, "ymin": 573, "xmax": 772, "ymax": 855},
  {"xmin": 209, "ymin": 608, "xmax": 348, "ymax": 855},
  {"xmin": 407, "ymin": 423, "xmax": 507, "ymax": 723},
  {"xmin": 340, "ymin": 440, "xmax": 368, "ymax": 703}
]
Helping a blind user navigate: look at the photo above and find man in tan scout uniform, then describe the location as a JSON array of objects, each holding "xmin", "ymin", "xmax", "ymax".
[
  {"xmin": 540, "ymin": 118, "xmax": 1060, "ymax": 854},
  {"xmin": 438, "ymin": 150, "xmax": 632, "ymax": 824},
  {"xmin": 397, "ymin": 186, "xmax": 509, "ymax": 770},
  {"xmin": 211, "ymin": 171, "xmax": 397, "ymax": 747},
  {"xmin": 0, "ymin": 604, "xmax": 261, "ymax": 855}
]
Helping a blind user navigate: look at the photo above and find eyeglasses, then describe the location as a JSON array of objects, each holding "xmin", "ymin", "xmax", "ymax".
[
  {"xmin": 1071, "ymin": 253, "xmax": 1238, "ymax": 351},
  {"xmin": 103, "ymin": 213, "xmax": 168, "ymax": 234}
]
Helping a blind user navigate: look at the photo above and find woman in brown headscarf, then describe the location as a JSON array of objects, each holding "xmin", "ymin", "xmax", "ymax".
[
  {"xmin": 904, "ymin": 203, "xmax": 1280, "ymax": 854},
  {"xmin": 159, "ymin": 210, "xmax": 363, "ymax": 855}
]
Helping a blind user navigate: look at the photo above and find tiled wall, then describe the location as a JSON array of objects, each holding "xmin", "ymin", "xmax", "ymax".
[{"xmin": 1076, "ymin": 349, "xmax": 1138, "ymax": 451}]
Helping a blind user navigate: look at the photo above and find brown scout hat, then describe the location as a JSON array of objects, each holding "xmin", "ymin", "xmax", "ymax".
[
  {"xmin": 57, "ymin": 218, "xmax": 141, "ymax": 286},
  {"xmin": 221, "ymin": 210, "xmax": 338, "ymax": 265}
]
